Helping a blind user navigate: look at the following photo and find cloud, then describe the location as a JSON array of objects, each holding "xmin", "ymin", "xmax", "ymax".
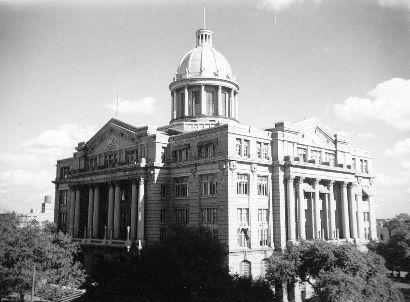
[
  {"xmin": 357, "ymin": 132, "xmax": 375, "ymax": 139},
  {"xmin": 385, "ymin": 138, "xmax": 410, "ymax": 156},
  {"xmin": 378, "ymin": 0, "xmax": 410, "ymax": 10},
  {"xmin": 334, "ymin": 78, "xmax": 410, "ymax": 131},
  {"xmin": 106, "ymin": 97, "xmax": 156, "ymax": 116}
]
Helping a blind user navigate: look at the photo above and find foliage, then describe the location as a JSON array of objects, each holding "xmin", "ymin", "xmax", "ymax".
[
  {"xmin": 0, "ymin": 214, "xmax": 86, "ymax": 301},
  {"xmin": 370, "ymin": 213, "xmax": 410, "ymax": 273},
  {"xmin": 265, "ymin": 240, "xmax": 404, "ymax": 302},
  {"xmin": 85, "ymin": 225, "xmax": 275, "ymax": 302}
]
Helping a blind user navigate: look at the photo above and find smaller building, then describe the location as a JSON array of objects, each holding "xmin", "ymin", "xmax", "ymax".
[{"xmin": 19, "ymin": 195, "xmax": 55, "ymax": 224}]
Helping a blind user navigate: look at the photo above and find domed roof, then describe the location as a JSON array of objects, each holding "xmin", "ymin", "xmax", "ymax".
[{"xmin": 175, "ymin": 29, "xmax": 234, "ymax": 81}]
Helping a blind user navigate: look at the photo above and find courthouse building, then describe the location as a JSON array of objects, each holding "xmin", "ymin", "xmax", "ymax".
[{"xmin": 53, "ymin": 27, "xmax": 377, "ymax": 275}]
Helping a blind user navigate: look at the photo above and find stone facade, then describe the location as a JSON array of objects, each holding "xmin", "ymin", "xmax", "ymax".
[{"xmin": 53, "ymin": 27, "xmax": 377, "ymax": 275}]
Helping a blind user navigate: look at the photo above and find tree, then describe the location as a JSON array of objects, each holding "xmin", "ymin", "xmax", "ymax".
[
  {"xmin": 265, "ymin": 241, "xmax": 403, "ymax": 302},
  {"xmin": 0, "ymin": 214, "xmax": 86, "ymax": 301},
  {"xmin": 85, "ymin": 225, "xmax": 275, "ymax": 302},
  {"xmin": 370, "ymin": 213, "xmax": 410, "ymax": 274}
]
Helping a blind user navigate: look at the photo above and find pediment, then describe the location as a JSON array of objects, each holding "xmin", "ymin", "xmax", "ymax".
[
  {"xmin": 85, "ymin": 119, "xmax": 139, "ymax": 154},
  {"xmin": 297, "ymin": 119, "xmax": 336, "ymax": 149}
]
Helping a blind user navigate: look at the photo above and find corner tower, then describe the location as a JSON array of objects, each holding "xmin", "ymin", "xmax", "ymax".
[{"xmin": 168, "ymin": 28, "xmax": 239, "ymax": 130}]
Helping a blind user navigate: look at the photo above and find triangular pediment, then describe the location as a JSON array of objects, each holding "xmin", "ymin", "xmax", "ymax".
[
  {"xmin": 296, "ymin": 119, "xmax": 336, "ymax": 149},
  {"xmin": 85, "ymin": 118, "xmax": 141, "ymax": 154}
]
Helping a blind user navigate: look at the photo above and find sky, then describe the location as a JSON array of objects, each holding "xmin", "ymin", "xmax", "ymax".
[{"xmin": 0, "ymin": 0, "xmax": 409, "ymax": 217}]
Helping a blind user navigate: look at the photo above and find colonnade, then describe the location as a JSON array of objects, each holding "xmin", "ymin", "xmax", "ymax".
[
  {"xmin": 285, "ymin": 176, "xmax": 375, "ymax": 242},
  {"xmin": 171, "ymin": 85, "xmax": 238, "ymax": 120},
  {"xmin": 68, "ymin": 178, "xmax": 145, "ymax": 242}
]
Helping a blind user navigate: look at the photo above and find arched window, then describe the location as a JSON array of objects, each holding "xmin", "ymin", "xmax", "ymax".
[
  {"xmin": 240, "ymin": 260, "xmax": 251, "ymax": 277},
  {"xmin": 260, "ymin": 259, "xmax": 269, "ymax": 277}
]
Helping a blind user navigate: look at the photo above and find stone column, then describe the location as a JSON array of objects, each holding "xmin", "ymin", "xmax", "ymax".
[
  {"xmin": 107, "ymin": 183, "xmax": 114, "ymax": 238},
  {"xmin": 201, "ymin": 84, "xmax": 206, "ymax": 115},
  {"xmin": 286, "ymin": 176, "xmax": 296, "ymax": 242},
  {"xmin": 74, "ymin": 186, "xmax": 81, "ymax": 237},
  {"xmin": 341, "ymin": 182, "xmax": 350, "ymax": 239},
  {"xmin": 235, "ymin": 93, "xmax": 239, "ymax": 120},
  {"xmin": 368, "ymin": 192, "xmax": 378, "ymax": 241},
  {"xmin": 172, "ymin": 91, "xmax": 177, "ymax": 119},
  {"xmin": 87, "ymin": 186, "xmax": 94, "ymax": 236},
  {"xmin": 324, "ymin": 193, "xmax": 330, "ymax": 240},
  {"xmin": 184, "ymin": 86, "xmax": 189, "ymax": 116},
  {"xmin": 217, "ymin": 85, "xmax": 222, "ymax": 116},
  {"xmin": 92, "ymin": 185, "xmax": 100, "ymax": 238},
  {"xmin": 297, "ymin": 177, "xmax": 306, "ymax": 240},
  {"xmin": 356, "ymin": 188, "xmax": 364, "ymax": 240},
  {"xmin": 171, "ymin": 92, "xmax": 174, "ymax": 120},
  {"xmin": 130, "ymin": 180, "xmax": 138, "ymax": 240},
  {"xmin": 114, "ymin": 182, "xmax": 121, "ymax": 239},
  {"xmin": 348, "ymin": 183, "xmax": 358, "ymax": 239},
  {"xmin": 137, "ymin": 178, "xmax": 145, "ymax": 242},
  {"xmin": 69, "ymin": 186, "xmax": 76, "ymax": 236},
  {"xmin": 328, "ymin": 181, "xmax": 336, "ymax": 239},
  {"xmin": 313, "ymin": 179, "xmax": 321, "ymax": 239},
  {"xmin": 225, "ymin": 92, "xmax": 229, "ymax": 118},
  {"xmin": 230, "ymin": 89, "xmax": 234, "ymax": 118}
]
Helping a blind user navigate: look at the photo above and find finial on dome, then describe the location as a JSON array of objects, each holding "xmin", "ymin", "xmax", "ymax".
[{"xmin": 203, "ymin": 0, "xmax": 206, "ymax": 29}]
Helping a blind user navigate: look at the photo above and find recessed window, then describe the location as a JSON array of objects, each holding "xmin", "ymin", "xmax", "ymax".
[
  {"xmin": 59, "ymin": 190, "xmax": 68, "ymax": 206},
  {"xmin": 257, "ymin": 176, "xmax": 268, "ymax": 196},
  {"xmin": 201, "ymin": 208, "xmax": 217, "ymax": 224},
  {"xmin": 174, "ymin": 177, "xmax": 189, "ymax": 197},
  {"xmin": 175, "ymin": 209, "xmax": 189, "ymax": 224},
  {"xmin": 240, "ymin": 261, "xmax": 251, "ymax": 277},
  {"xmin": 237, "ymin": 174, "xmax": 249, "ymax": 195},
  {"xmin": 200, "ymin": 174, "xmax": 218, "ymax": 196}
]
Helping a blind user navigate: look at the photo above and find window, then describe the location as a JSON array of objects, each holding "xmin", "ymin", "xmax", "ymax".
[
  {"xmin": 257, "ymin": 176, "xmax": 268, "ymax": 196},
  {"xmin": 59, "ymin": 190, "xmax": 68, "ymax": 206},
  {"xmin": 364, "ymin": 160, "xmax": 369, "ymax": 173},
  {"xmin": 262, "ymin": 143, "xmax": 269, "ymax": 159},
  {"xmin": 261, "ymin": 259, "xmax": 269, "ymax": 277},
  {"xmin": 200, "ymin": 174, "xmax": 218, "ymax": 196},
  {"xmin": 243, "ymin": 140, "xmax": 250, "ymax": 157},
  {"xmin": 257, "ymin": 142, "xmax": 262, "ymax": 159},
  {"xmin": 237, "ymin": 208, "xmax": 249, "ymax": 225},
  {"xmin": 161, "ymin": 147, "xmax": 167, "ymax": 163},
  {"xmin": 60, "ymin": 166, "xmax": 69, "ymax": 179},
  {"xmin": 258, "ymin": 229, "xmax": 269, "ymax": 247},
  {"xmin": 236, "ymin": 138, "xmax": 242, "ymax": 156},
  {"xmin": 160, "ymin": 209, "xmax": 166, "ymax": 223},
  {"xmin": 173, "ymin": 147, "xmax": 190, "ymax": 163},
  {"xmin": 58, "ymin": 213, "xmax": 67, "ymax": 233},
  {"xmin": 174, "ymin": 177, "xmax": 189, "ymax": 197},
  {"xmin": 364, "ymin": 227, "xmax": 370, "ymax": 240},
  {"xmin": 126, "ymin": 149, "xmax": 138, "ymax": 164},
  {"xmin": 258, "ymin": 209, "xmax": 269, "ymax": 223},
  {"xmin": 311, "ymin": 149, "xmax": 321, "ymax": 163},
  {"xmin": 206, "ymin": 91, "xmax": 215, "ymax": 115},
  {"xmin": 220, "ymin": 92, "xmax": 227, "ymax": 117},
  {"xmin": 363, "ymin": 212, "xmax": 370, "ymax": 222},
  {"xmin": 161, "ymin": 185, "xmax": 167, "ymax": 199},
  {"xmin": 89, "ymin": 156, "xmax": 98, "ymax": 170},
  {"xmin": 324, "ymin": 152, "xmax": 335, "ymax": 166},
  {"xmin": 297, "ymin": 147, "xmax": 307, "ymax": 162},
  {"xmin": 198, "ymin": 143, "xmax": 216, "ymax": 159},
  {"xmin": 380, "ymin": 234, "xmax": 384, "ymax": 241},
  {"xmin": 240, "ymin": 261, "xmax": 251, "ymax": 277},
  {"xmin": 201, "ymin": 208, "xmax": 217, "ymax": 224},
  {"xmin": 160, "ymin": 227, "xmax": 167, "ymax": 239},
  {"xmin": 191, "ymin": 90, "xmax": 200, "ymax": 116},
  {"xmin": 175, "ymin": 209, "xmax": 189, "ymax": 224},
  {"xmin": 237, "ymin": 174, "xmax": 249, "ymax": 195},
  {"xmin": 352, "ymin": 158, "xmax": 357, "ymax": 170}
]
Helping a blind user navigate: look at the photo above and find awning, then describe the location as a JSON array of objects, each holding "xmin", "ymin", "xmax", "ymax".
[
  {"xmin": 303, "ymin": 183, "xmax": 315, "ymax": 193},
  {"xmin": 319, "ymin": 184, "xmax": 330, "ymax": 194}
]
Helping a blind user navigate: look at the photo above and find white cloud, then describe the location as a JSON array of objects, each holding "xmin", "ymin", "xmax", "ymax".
[
  {"xmin": 106, "ymin": 97, "xmax": 156, "ymax": 116},
  {"xmin": 378, "ymin": 0, "xmax": 410, "ymax": 10},
  {"xmin": 334, "ymin": 78, "xmax": 410, "ymax": 131},
  {"xmin": 0, "ymin": 169, "xmax": 52, "ymax": 192},
  {"xmin": 401, "ymin": 159, "xmax": 410, "ymax": 169},
  {"xmin": 385, "ymin": 138, "xmax": 410, "ymax": 156},
  {"xmin": 357, "ymin": 132, "xmax": 375, "ymax": 139}
]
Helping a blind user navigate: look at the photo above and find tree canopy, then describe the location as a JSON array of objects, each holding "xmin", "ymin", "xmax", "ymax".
[
  {"xmin": 85, "ymin": 225, "xmax": 274, "ymax": 302},
  {"xmin": 265, "ymin": 240, "xmax": 403, "ymax": 302},
  {"xmin": 0, "ymin": 214, "xmax": 86, "ymax": 301}
]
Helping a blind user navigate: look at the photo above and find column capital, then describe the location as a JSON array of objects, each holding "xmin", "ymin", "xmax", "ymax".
[
  {"xmin": 297, "ymin": 176, "xmax": 304, "ymax": 183},
  {"xmin": 139, "ymin": 177, "xmax": 145, "ymax": 185},
  {"xmin": 313, "ymin": 178, "xmax": 321, "ymax": 186},
  {"xmin": 341, "ymin": 181, "xmax": 348, "ymax": 188},
  {"xmin": 286, "ymin": 175, "xmax": 294, "ymax": 182},
  {"xmin": 328, "ymin": 180, "xmax": 335, "ymax": 186}
]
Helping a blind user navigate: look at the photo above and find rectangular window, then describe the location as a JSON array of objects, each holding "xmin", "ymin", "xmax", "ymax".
[
  {"xmin": 236, "ymin": 138, "xmax": 242, "ymax": 156},
  {"xmin": 363, "ymin": 212, "xmax": 370, "ymax": 222},
  {"xmin": 237, "ymin": 208, "xmax": 249, "ymax": 226},
  {"xmin": 258, "ymin": 229, "xmax": 269, "ymax": 247},
  {"xmin": 258, "ymin": 209, "xmax": 269, "ymax": 223},
  {"xmin": 257, "ymin": 142, "xmax": 262, "ymax": 159},
  {"xmin": 324, "ymin": 152, "xmax": 335, "ymax": 166},
  {"xmin": 297, "ymin": 147, "xmax": 307, "ymax": 162},
  {"xmin": 198, "ymin": 143, "xmax": 215, "ymax": 159},
  {"xmin": 206, "ymin": 91, "xmax": 215, "ymax": 115},
  {"xmin": 364, "ymin": 227, "xmax": 370, "ymax": 240},
  {"xmin": 360, "ymin": 159, "xmax": 364, "ymax": 173},
  {"xmin": 200, "ymin": 174, "xmax": 218, "ymax": 196},
  {"xmin": 311, "ymin": 149, "xmax": 321, "ymax": 163},
  {"xmin": 161, "ymin": 185, "xmax": 167, "ymax": 199},
  {"xmin": 220, "ymin": 92, "xmax": 227, "ymax": 117},
  {"xmin": 364, "ymin": 160, "xmax": 369, "ymax": 173},
  {"xmin": 59, "ymin": 190, "xmax": 68, "ymax": 206},
  {"xmin": 58, "ymin": 213, "xmax": 67, "ymax": 233},
  {"xmin": 243, "ymin": 140, "xmax": 250, "ymax": 157},
  {"xmin": 237, "ymin": 174, "xmax": 249, "ymax": 195},
  {"xmin": 126, "ymin": 149, "xmax": 138, "ymax": 164},
  {"xmin": 160, "ymin": 227, "xmax": 167, "ymax": 240},
  {"xmin": 352, "ymin": 158, "xmax": 357, "ymax": 170},
  {"xmin": 160, "ymin": 209, "xmax": 166, "ymax": 223},
  {"xmin": 60, "ymin": 166, "xmax": 69, "ymax": 179},
  {"xmin": 161, "ymin": 147, "xmax": 167, "ymax": 163},
  {"xmin": 174, "ymin": 177, "xmax": 189, "ymax": 197},
  {"xmin": 257, "ymin": 176, "xmax": 268, "ymax": 196},
  {"xmin": 201, "ymin": 208, "xmax": 217, "ymax": 224},
  {"xmin": 173, "ymin": 147, "xmax": 190, "ymax": 163},
  {"xmin": 262, "ymin": 143, "xmax": 269, "ymax": 159},
  {"xmin": 175, "ymin": 209, "xmax": 189, "ymax": 224}
]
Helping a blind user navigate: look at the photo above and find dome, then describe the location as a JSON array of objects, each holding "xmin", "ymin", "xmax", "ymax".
[{"xmin": 175, "ymin": 29, "xmax": 234, "ymax": 81}]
